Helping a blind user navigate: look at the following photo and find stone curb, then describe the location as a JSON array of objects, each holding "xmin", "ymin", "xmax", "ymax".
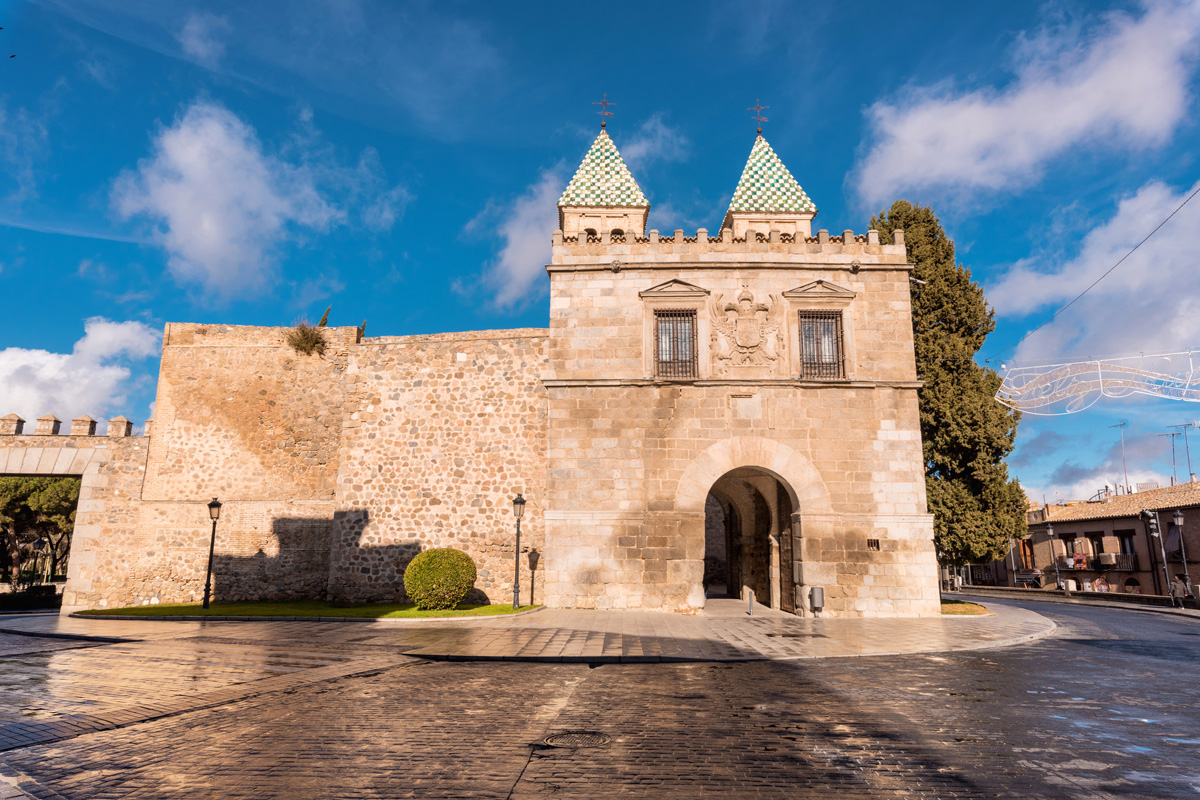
[
  {"xmin": 412, "ymin": 652, "xmax": 765, "ymax": 664},
  {"xmin": 956, "ymin": 589, "xmax": 1200, "ymax": 621},
  {"xmin": 67, "ymin": 605, "xmax": 546, "ymax": 625}
]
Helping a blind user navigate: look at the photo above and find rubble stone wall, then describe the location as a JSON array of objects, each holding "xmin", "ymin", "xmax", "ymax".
[{"xmin": 329, "ymin": 329, "xmax": 548, "ymax": 604}]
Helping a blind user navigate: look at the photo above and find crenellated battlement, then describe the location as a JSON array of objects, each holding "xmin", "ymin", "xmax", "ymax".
[
  {"xmin": 0, "ymin": 413, "xmax": 144, "ymax": 438},
  {"xmin": 550, "ymin": 226, "xmax": 907, "ymax": 269}
]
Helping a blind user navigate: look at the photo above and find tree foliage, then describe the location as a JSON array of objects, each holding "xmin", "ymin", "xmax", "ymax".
[
  {"xmin": 0, "ymin": 477, "xmax": 79, "ymax": 590},
  {"xmin": 870, "ymin": 201, "xmax": 1027, "ymax": 567}
]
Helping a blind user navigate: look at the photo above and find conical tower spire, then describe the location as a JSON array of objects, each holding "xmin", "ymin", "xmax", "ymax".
[
  {"xmin": 557, "ymin": 129, "xmax": 650, "ymax": 237},
  {"xmin": 721, "ymin": 134, "xmax": 816, "ymax": 238}
]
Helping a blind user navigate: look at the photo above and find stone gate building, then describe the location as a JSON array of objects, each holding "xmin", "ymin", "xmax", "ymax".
[{"xmin": 1, "ymin": 128, "xmax": 941, "ymax": 617}]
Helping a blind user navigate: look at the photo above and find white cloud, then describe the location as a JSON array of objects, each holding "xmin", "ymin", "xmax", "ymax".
[
  {"xmin": 621, "ymin": 114, "xmax": 689, "ymax": 172},
  {"xmin": 0, "ymin": 318, "xmax": 160, "ymax": 426},
  {"xmin": 856, "ymin": 1, "xmax": 1200, "ymax": 206},
  {"xmin": 112, "ymin": 101, "xmax": 404, "ymax": 300},
  {"xmin": 1024, "ymin": 468, "xmax": 1172, "ymax": 505},
  {"xmin": 989, "ymin": 178, "xmax": 1200, "ymax": 364},
  {"xmin": 473, "ymin": 168, "xmax": 563, "ymax": 309},
  {"xmin": 178, "ymin": 12, "xmax": 230, "ymax": 69}
]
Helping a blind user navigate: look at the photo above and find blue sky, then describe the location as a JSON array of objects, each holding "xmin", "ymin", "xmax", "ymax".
[{"xmin": 2, "ymin": 0, "xmax": 1200, "ymax": 503}]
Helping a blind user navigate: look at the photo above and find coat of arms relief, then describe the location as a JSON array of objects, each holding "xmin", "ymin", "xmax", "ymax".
[{"xmin": 709, "ymin": 289, "xmax": 784, "ymax": 377}]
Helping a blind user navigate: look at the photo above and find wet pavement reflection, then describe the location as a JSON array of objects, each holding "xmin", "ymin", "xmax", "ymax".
[{"xmin": 0, "ymin": 599, "xmax": 1194, "ymax": 798}]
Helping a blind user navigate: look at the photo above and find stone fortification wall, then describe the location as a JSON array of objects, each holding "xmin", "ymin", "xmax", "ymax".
[
  {"xmin": 330, "ymin": 329, "xmax": 548, "ymax": 604},
  {"xmin": 134, "ymin": 323, "xmax": 360, "ymax": 607},
  {"xmin": 7, "ymin": 324, "xmax": 548, "ymax": 612}
]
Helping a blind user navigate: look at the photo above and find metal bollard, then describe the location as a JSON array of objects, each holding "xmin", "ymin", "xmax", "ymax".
[
  {"xmin": 748, "ymin": 589, "xmax": 754, "ymax": 616},
  {"xmin": 810, "ymin": 586, "xmax": 824, "ymax": 617}
]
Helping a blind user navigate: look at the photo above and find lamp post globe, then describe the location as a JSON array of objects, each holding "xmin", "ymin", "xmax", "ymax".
[
  {"xmin": 512, "ymin": 494, "xmax": 526, "ymax": 610},
  {"xmin": 202, "ymin": 497, "xmax": 221, "ymax": 609}
]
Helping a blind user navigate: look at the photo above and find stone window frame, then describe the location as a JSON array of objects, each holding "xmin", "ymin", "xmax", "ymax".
[
  {"xmin": 638, "ymin": 280, "xmax": 711, "ymax": 380},
  {"xmin": 781, "ymin": 280, "xmax": 857, "ymax": 381}
]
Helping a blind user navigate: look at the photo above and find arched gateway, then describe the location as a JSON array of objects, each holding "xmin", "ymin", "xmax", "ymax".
[
  {"xmin": 675, "ymin": 437, "xmax": 829, "ymax": 614},
  {"xmin": 704, "ymin": 467, "xmax": 796, "ymax": 611}
]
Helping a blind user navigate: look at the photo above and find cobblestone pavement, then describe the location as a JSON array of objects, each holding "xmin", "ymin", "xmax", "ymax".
[{"xmin": 0, "ymin": 598, "xmax": 1197, "ymax": 798}]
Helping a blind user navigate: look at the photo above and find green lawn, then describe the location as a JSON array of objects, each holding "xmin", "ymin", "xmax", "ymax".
[
  {"xmin": 940, "ymin": 599, "xmax": 989, "ymax": 616},
  {"xmin": 77, "ymin": 600, "xmax": 538, "ymax": 619}
]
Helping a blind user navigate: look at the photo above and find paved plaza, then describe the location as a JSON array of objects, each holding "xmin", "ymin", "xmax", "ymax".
[{"xmin": 0, "ymin": 598, "xmax": 1196, "ymax": 798}]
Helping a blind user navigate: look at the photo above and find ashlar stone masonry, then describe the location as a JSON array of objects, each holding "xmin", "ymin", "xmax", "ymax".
[{"xmin": 2, "ymin": 128, "xmax": 939, "ymax": 617}]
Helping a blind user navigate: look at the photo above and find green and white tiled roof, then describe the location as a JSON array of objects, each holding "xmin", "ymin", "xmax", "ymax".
[
  {"xmin": 558, "ymin": 130, "xmax": 649, "ymax": 208},
  {"xmin": 725, "ymin": 135, "xmax": 816, "ymax": 216}
]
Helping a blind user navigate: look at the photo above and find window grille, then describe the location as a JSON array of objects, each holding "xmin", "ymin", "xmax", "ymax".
[
  {"xmin": 798, "ymin": 311, "xmax": 845, "ymax": 379},
  {"xmin": 866, "ymin": 539, "xmax": 881, "ymax": 551},
  {"xmin": 655, "ymin": 309, "xmax": 697, "ymax": 378}
]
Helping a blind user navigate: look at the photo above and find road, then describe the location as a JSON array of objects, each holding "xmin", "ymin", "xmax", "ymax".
[{"xmin": 0, "ymin": 598, "xmax": 1198, "ymax": 799}]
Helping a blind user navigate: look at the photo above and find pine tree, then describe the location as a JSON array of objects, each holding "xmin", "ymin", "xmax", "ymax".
[{"xmin": 871, "ymin": 201, "xmax": 1027, "ymax": 567}]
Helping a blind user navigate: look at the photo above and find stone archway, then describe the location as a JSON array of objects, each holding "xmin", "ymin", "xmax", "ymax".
[
  {"xmin": 675, "ymin": 437, "xmax": 830, "ymax": 614},
  {"xmin": 674, "ymin": 436, "xmax": 831, "ymax": 515}
]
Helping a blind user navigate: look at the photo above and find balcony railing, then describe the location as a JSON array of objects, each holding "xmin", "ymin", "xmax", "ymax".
[
  {"xmin": 1107, "ymin": 553, "xmax": 1139, "ymax": 571},
  {"xmin": 1056, "ymin": 553, "xmax": 1139, "ymax": 571}
]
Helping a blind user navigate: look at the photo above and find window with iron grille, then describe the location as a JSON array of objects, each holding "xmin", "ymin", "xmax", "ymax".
[
  {"xmin": 654, "ymin": 309, "xmax": 697, "ymax": 378},
  {"xmin": 798, "ymin": 310, "xmax": 845, "ymax": 379}
]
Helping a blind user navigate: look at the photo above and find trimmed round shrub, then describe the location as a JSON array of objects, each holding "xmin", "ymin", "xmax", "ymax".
[{"xmin": 403, "ymin": 548, "xmax": 478, "ymax": 610}]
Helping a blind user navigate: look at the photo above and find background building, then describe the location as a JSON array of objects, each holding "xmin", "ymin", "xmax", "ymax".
[{"xmin": 974, "ymin": 485, "xmax": 1200, "ymax": 595}]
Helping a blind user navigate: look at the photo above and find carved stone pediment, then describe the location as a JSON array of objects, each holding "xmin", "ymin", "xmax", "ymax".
[
  {"xmin": 782, "ymin": 280, "xmax": 856, "ymax": 301},
  {"xmin": 638, "ymin": 279, "xmax": 710, "ymax": 299},
  {"xmin": 709, "ymin": 289, "xmax": 784, "ymax": 377}
]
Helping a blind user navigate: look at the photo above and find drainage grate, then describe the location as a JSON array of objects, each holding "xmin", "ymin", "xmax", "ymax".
[{"xmin": 543, "ymin": 731, "xmax": 611, "ymax": 748}]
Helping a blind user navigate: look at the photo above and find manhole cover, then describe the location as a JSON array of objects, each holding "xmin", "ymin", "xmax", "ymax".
[{"xmin": 543, "ymin": 731, "xmax": 611, "ymax": 748}]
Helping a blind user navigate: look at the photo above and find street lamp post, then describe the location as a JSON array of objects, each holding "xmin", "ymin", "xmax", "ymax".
[
  {"xmin": 512, "ymin": 494, "xmax": 526, "ymax": 610},
  {"xmin": 31, "ymin": 538, "xmax": 48, "ymax": 584},
  {"xmin": 1175, "ymin": 509, "xmax": 1191, "ymax": 594},
  {"xmin": 1047, "ymin": 523, "xmax": 1062, "ymax": 591},
  {"xmin": 202, "ymin": 498, "xmax": 222, "ymax": 610}
]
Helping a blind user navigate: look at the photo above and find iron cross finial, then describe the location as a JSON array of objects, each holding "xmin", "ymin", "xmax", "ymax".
[
  {"xmin": 593, "ymin": 94, "xmax": 615, "ymax": 128},
  {"xmin": 749, "ymin": 99, "xmax": 769, "ymax": 134}
]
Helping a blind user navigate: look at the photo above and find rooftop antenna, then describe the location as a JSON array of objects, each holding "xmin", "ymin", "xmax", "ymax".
[
  {"xmin": 1159, "ymin": 431, "xmax": 1182, "ymax": 485},
  {"xmin": 593, "ymin": 94, "xmax": 615, "ymax": 129},
  {"xmin": 1109, "ymin": 421, "xmax": 1131, "ymax": 493},
  {"xmin": 748, "ymin": 99, "xmax": 769, "ymax": 135},
  {"xmin": 1170, "ymin": 423, "xmax": 1196, "ymax": 481}
]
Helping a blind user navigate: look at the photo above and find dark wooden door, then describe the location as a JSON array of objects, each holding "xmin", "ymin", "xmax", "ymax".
[{"xmin": 778, "ymin": 483, "xmax": 796, "ymax": 614}]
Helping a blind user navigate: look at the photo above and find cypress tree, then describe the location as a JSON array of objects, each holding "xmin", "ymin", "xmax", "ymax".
[{"xmin": 870, "ymin": 201, "xmax": 1027, "ymax": 567}]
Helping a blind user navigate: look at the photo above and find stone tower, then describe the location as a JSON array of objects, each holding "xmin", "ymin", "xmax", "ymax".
[
  {"xmin": 557, "ymin": 129, "xmax": 650, "ymax": 240},
  {"xmin": 542, "ymin": 128, "xmax": 940, "ymax": 616}
]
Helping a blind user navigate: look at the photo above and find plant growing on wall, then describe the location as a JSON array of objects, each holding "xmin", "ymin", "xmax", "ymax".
[
  {"xmin": 286, "ymin": 319, "xmax": 327, "ymax": 356},
  {"xmin": 870, "ymin": 201, "xmax": 1027, "ymax": 568}
]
